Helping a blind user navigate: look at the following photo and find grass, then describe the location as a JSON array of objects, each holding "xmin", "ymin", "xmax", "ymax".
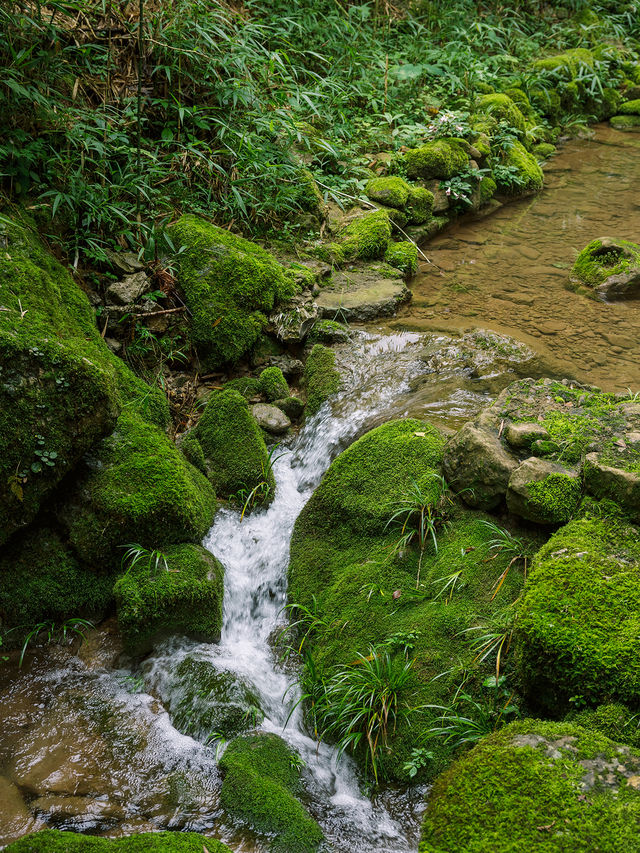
[{"xmin": 19, "ymin": 617, "xmax": 94, "ymax": 667}]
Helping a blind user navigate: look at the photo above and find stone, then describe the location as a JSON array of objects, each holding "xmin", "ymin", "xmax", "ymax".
[
  {"xmin": 315, "ymin": 268, "xmax": 410, "ymax": 322},
  {"xmin": 442, "ymin": 421, "xmax": 517, "ymax": 509},
  {"xmin": 506, "ymin": 457, "xmax": 581, "ymax": 524},
  {"xmin": 270, "ymin": 297, "xmax": 319, "ymax": 342},
  {"xmin": 251, "ymin": 403, "xmax": 291, "ymax": 434},
  {"xmin": 0, "ymin": 776, "xmax": 44, "ymax": 845},
  {"xmin": 273, "ymin": 396, "xmax": 305, "ymax": 421},
  {"xmin": 105, "ymin": 271, "xmax": 150, "ymax": 305},
  {"xmin": 570, "ymin": 237, "xmax": 640, "ymax": 300},
  {"xmin": 31, "ymin": 795, "xmax": 125, "ymax": 832},
  {"xmin": 583, "ymin": 452, "xmax": 640, "ymax": 522},
  {"xmin": 104, "ymin": 249, "xmax": 145, "ymax": 275},
  {"xmin": 505, "ymin": 421, "xmax": 550, "ymax": 448},
  {"xmin": 267, "ymin": 355, "xmax": 305, "ymax": 376}
]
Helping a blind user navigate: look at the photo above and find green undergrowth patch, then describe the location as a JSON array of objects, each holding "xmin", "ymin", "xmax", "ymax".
[{"xmin": 3, "ymin": 830, "xmax": 231, "ymax": 852}]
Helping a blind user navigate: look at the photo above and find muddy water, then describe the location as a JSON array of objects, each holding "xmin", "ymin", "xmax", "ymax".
[{"xmin": 397, "ymin": 125, "xmax": 640, "ymax": 392}]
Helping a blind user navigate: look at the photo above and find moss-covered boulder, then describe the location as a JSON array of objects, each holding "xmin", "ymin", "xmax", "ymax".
[
  {"xmin": 616, "ymin": 98, "xmax": 640, "ymax": 115},
  {"xmin": 403, "ymin": 138, "xmax": 469, "ymax": 180},
  {"xmin": 169, "ymin": 214, "xmax": 295, "ymax": 369},
  {"xmin": 336, "ymin": 209, "xmax": 392, "ymax": 261},
  {"xmin": 0, "ymin": 214, "xmax": 167, "ymax": 546},
  {"xmin": 500, "ymin": 141, "xmax": 543, "ymax": 194},
  {"xmin": 193, "ymin": 388, "xmax": 274, "ymax": 498},
  {"xmin": 4, "ymin": 830, "xmax": 232, "ymax": 852},
  {"xmin": 506, "ymin": 457, "xmax": 582, "ymax": 525},
  {"xmin": 114, "ymin": 543, "xmax": 224, "ymax": 654},
  {"xmin": 532, "ymin": 141, "xmax": 556, "ymax": 159},
  {"xmin": 611, "ymin": 114, "xmax": 640, "ymax": 131},
  {"xmin": 407, "ymin": 186, "xmax": 435, "ymax": 224},
  {"xmin": 476, "ymin": 93, "xmax": 527, "ymax": 135},
  {"xmin": 58, "ymin": 411, "xmax": 217, "ymax": 569},
  {"xmin": 516, "ymin": 516, "xmax": 640, "ymax": 712},
  {"xmin": 570, "ymin": 703, "xmax": 640, "ymax": 749},
  {"xmin": 0, "ymin": 527, "xmax": 113, "ymax": 644},
  {"xmin": 365, "ymin": 176, "xmax": 411, "ymax": 209},
  {"xmin": 384, "ymin": 240, "xmax": 418, "ymax": 276},
  {"xmin": 149, "ymin": 655, "xmax": 263, "ymax": 741},
  {"xmin": 220, "ymin": 733, "xmax": 323, "ymax": 853},
  {"xmin": 420, "ymin": 720, "xmax": 640, "ymax": 853},
  {"xmin": 569, "ymin": 237, "xmax": 640, "ymax": 300},
  {"xmin": 303, "ymin": 344, "xmax": 340, "ymax": 416},
  {"xmin": 259, "ymin": 366, "xmax": 289, "ymax": 401}
]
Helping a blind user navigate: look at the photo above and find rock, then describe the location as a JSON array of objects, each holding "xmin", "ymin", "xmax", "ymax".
[
  {"xmin": 266, "ymin": 355, "xmax": 304, "ymax": 376},
  {"xmin": 0, "ymin": 776, "xmax": 43, "ymax": 844},
  {"xmin": 274, "ymin": 397, "xmax": 305, "ymax": 421},
  {"xmin": 270, "ymin": 297, "xmax": 319, "ymax": 342},
  {"xmin": 105, "ymin": 271, "xmax": 150, "ymax": 306},
  {"xmin": 303, "ymin": 344, "xmax": 341, "ymax": 416},
  {"xmin": 420, "ymin": 720, "xmax": 640, "ymax": 853},
  {"xmin": 569, "ymin": 237, "xmax": 640, "ymax": 300},
  {"xmin": 259, "ymin": 366, "xmax": 289, "ymax": 401},
  {"xmin": 315, "ymin": 269, "xmax": 410, "ymax": 322},
  {"xmin": 506, "ymin": 457, "xmax": 581, "ymax": 524},
  {"xmin": 309, "ymin": 319, "xmax": 351, "ymax": 344},
  {"xmin": 103, "ymin": 249, "xmax": 145, "ymax": 275},
  {"xmin": 505, "ymin": 421, "xmax": 550, "ymax": 448},
  {"xmin": 252, "ymin": 403, "xmax": 291, "ymax": 434},
  {"xmin": 584, "ymin": 452, "xmax": 640, "ymax": 522},
  {"xmin": 442, "ymin": 422, "xmax": 517, "ymax": 510},
  {"xmin": 31, "ymin": 795, "xmax": 125, "ymax": 832}
]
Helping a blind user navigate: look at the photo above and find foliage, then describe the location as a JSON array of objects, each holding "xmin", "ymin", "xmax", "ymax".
[
  {"xmin": 120, "ymin": 543, "xmax": 169, "ymax": 578},
  {"xmin": 19, "ymin": 617, "xmax": 93, "ymax": 667}
]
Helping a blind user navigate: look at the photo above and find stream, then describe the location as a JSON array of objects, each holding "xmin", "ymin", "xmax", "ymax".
[{"xmin": 1, "ymin": 125, "xmax": 640, "ymax": 850}]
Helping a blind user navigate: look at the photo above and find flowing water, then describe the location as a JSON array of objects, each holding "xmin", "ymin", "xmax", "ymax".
[{"xmin": 2, "ymin": 126, "xmax": 640, "ymax": 850}]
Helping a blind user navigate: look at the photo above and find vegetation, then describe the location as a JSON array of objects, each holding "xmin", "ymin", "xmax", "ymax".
[{"xmin": 3, "ymin": 831, "xmax": 232, "ymax": 852}]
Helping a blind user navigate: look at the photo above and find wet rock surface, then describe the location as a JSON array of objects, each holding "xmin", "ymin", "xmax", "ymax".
[{"xmin": 315, "ymin": 266, "xmax": 410, "ymax": 321}]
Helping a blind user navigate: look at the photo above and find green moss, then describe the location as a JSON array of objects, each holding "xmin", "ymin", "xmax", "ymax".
[
  {"xmin": 223, "ymin": 376, "xmax": 263, "ymax": 398},
  {"xmin": 0, "ymin": 214, "xmax": 167, "ymax": 546},
  {"xmin": 420, "ymin": 719, "xmax": 640, "ymax": 853},
  {"xmin": 0, "ymin": 527, "xmax": 113, "ymax": 644},
  {"xmin": 618, "ymin": 99, "xmax": 640, "ymax": 115},
  {"xmin": 179, "ymin": 431, "xmax": 206, "ymax": 475},
  {"xmin": 3, "ymin": 830, "xmax": 231, "ymax": 852},
  {"xmin": 59, "ymin": 411, "xmax": 217, "ymax": 569},
  {"xmin": 476, "ymin": 93, "xmax": 527, "ymax": 135},
  {"xmin": 516, "ymin": 516, "xmax": 640, "ymax": 712},
  {"xmin": 303, "ymin": 344, "xmax": 340, "ymax": 416},
  {"xmin": 403, "ymin": 138, "xmax": 469, "ymax": 180},
  {"xmin": 610, "ymin": 114, "xmax": 640, "ymax": 130},
  {"xmin": 169, "ymin": 214, "xmax": 295, "ymax": 369},
  {"xmin": 384, "ymin": 240, "xmax": 418, "ymax": 275},
  {"xmin": 259, "ymin": 366, "xmax": 289, "ymax": 401},
  {"xmin": 337, "ymin": 209, "xmax": 392, "ymax": 261},
  {"xmin": 219, "ymin": 733, "xmax": 323, "ymax": 853},
  {"xmin": 571, "ymin": 238, "xmax": 640, "ymax": 288},
  {"xmin": 533, "ymin": 48, "xmax": 595, "ymax": 79},
  {"xmin": 194, "ymin": 388, "xmax": 273, "ymax": 498},
  {"xmin": 503, "ymin": 87, "xmax": 535, "ymax": 117},
  {"xmin": 365, "ymin": 176, "xmax": 411, "ymax": 209},
  {"xmin": 406, "ymin": 186, "xmax": 435, "ymax": 224},
  {"xmin": 274, "ymin": 396, "xmax": 305, "ymax": 420},
  {"xmin": 114, "ymin": 543, "xmax": 224, "ymax": 654},
  {"xmin": 502, "ymin": 141, "xmax": 544, "ymax": 194},
  {"xmin": 377, "ymin": 203, "xmax": 409, "ymax": 229},
  {"xmin": 294, "ymin": 168, "xmax": 326, "ymax": 217},
  {"xmin": 533, "ymin": 142, "xmax": 556, "ymax": 159},
  {"xmin": 525, "ymin": 473, "xmax": 582, "ymax": 525},
  {"xmin": 308, "ymin": 319, "xmax": 350, "ymax": 344},
  {"xmin": 477, "ymin": 175, "xmax": 497, "ymax": 204},
  {"xmin": 570, "ymin": 703, "xmax": 640, "ymax": 749}
]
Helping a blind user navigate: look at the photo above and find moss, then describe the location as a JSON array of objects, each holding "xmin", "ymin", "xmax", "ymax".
[
  {"xmin": 477, "ymin": 175, "xmax": 497, "ymax": 204},
  {"xmin": 617, "ymin": 99, "xmax": 640, "ymax": 115},
  {"xmin": 419, "ymin": 719, "xmax": 640, "ymax": 853},
  {"xmin": 179, "ymin": 431, "xmax": 206, "ymax": 474},
  {"xmin": 571, "ymin": 238, "xmax": 640, "ymax": 289},
  {"xmin": 525, "ymin": 473, "xmax": 582, "ymax": 525},
  {"xmin": 114, "ymin": 543, "xmax": 224, "ymax": 654},
  {"xmin": 169, "ymin": 214, "xmax": 295, "ymax": 369},
  {"xmin": 303, "ymin": 344, "xmax": 340, "ymax": 416},
  {"xmin": 570, "ymin": 703, "xmax": 640, "ymax": 749},
  {"xmin": 476, "ymin": 93, "xmax": 527, "ymax": 135},
  {"xmin": 58, "ymin": 411, "xmax": 217, "ymax": 569},
  {"xmin": 377, "ymin": 203, "xmax": 409, "ymax": 229},
  {"xmin": 403, "ymin": 138, "xmax": 469, "ymax": 180},
  {"xmin": 3, "ymin": 830, "xmax": 231, "ymax": 852},
  {"xmin": 502, "ymin": 140, "xmax": 544, "ymax": 194},
  {"xmin": 0, "ymin": 214, "xmax": 167, "ymax": 546},
  {"xmin": 365, "ymin": 176, "xmax": 411, "ymax": 209},
  {"xmin": 407, "ymin": 186, "xmax": 435, "ymax": 224},
  {"xmin": 219, "ymin": 733, "xmax": 323, "ymax": 853},
  {"xmin": 533, "ymin": 48, "xmax": 595, "ymax": 80},
  {"xmin": 223, "ymin": 376, "xmax": 263, "ymax": 398},
  {"xmin": 308, "ymin": 319, "xmax": 350, "ymax": 344},
  {"xmin": 384, "ymin": 240, "xmax": 418, "ymax": 276},
  {"xmin": 516, "ymin": 516, "xmax": 640, "ymax": 712},
  {"xmin": 0, "ymin": 527, "xmax": 113, "ymax": 644},
  {"xmin": 503, "ymin": 87, "xmax": 535, "ymax": 117},
  {"xmin": 259, "ymin": 366, "xmax": 289, "ymax": 401},
  {"xmin": 610, "ymin": 114, "xmax": 640, "ymax": 130},
  {"xmin": 194, "ymin": 388, "xmax": 273, "ymax": 498},
  {"xmin": 337, "ymin": 209, "xmax": 392, "ymax": 261},
  {"xmin": 274, "ymin": 396, "xmax": 305, "ymax": 420},
  {"xmin": 294, "ymin": 168, "xmax": 326, "ymax": 217},
  {"xmin": 532, "ymin": 141, "xmax": 556, "ymax": 159}
]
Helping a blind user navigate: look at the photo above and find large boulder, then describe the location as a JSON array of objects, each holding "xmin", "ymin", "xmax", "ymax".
[
  {"xmin": 569, "ymin": 237, "xmax": 640, "ymax": 300},
  {"xmin": 516, "ymin": 515, "xmax": 640, "ymax": 712},
  {"xmin": 169, "ymin": 214, "xmax": 296, "ymax": 368},
  {"xmin": 420, "ymin": 720, "xmax": 640, "ymax": 853}
]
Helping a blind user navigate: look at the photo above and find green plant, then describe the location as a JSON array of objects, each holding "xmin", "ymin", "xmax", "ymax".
[
  {"xmin": 19, "ymin": 617, "xmax": 94, "ymax": 667},
  {"xmin": 120, "ymin": 543, "xmax": 169, "ymax": 577},
  {"xmin": 403, "ymin": 746, "xmax": 434, "ymax": 779},
  {"xmin": 279, "ymin": 595, "xmax": 348, "ymax": 659},
  {"xmin": 480, "ymin": 520, "xmax": 532, "ymax": 599}
]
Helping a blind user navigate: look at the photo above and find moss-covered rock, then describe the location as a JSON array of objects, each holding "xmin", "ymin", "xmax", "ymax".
[
  {"xmin": 532, "ymin": 141, "xmax": 556, "ymax": 159},
  {"xmin": 259, "ymin": 366, "xmax": 289, "ymax": 402},
  {"xmin": 570, "ymin": 237, "xmax": 640, "ymax": 299},
  {"xmin": 114, "ymin": 543, "xmax": 224, "ymax": 654},
  {"xmin": 384, "ymin": 240, "xmax": 418, "ymax": 276},
  {"xmin": 194, "ymin": 388, "xmax": 273, "ymax": 499},
  {"xmin": 570, "ymin": 703, "xmax": 640, "ymax": 749},
  {"xmin": 611, "ymin": 114, "xmax": 640, "ymax": 131},
  {"xmin": 336, "ymin": 209, "xmax": 392, "ymax": 261},
  {"xmin": 0, "ymin": 214, "xmax": 167, "ymax": 546},
  {"xmin": 420, "ymin": 719, "xmax": 640, "ymax": 853},
  {"xmin": 219, "ymin": 733, "xmax": 323, "ymax": 853},
  {"xmin": 0, "ymin": 527, "xmax": 113, "ymax": 644},
  {"xmin": 178, "ymin": 430, "xmax": 207, "ymax": 475},
  {"xmin": 169, "ymin": 214, "xmax": 295, "ymax": 369},
  {"xmin": 407, "ymin": 186, "xmax": 435, "ymax": 224},
  {"xmin": 501, "ymin": 141, "xmax": 543, "ymax": 194},
  {"xmin": 365, "ymin": 176, "xmax": 411, "ymax": 209},
  {"xmin": 308, "ymin": 319, "xmax": 350, "ymax": 344},
  {"xmin": 58, "ymin": 411, "xmax": 217, "ymax": 569},
  {"xmin": 506, "ymin": 459, "xmax": 582, "ymax": 525},
  {"xmin": 516, "ymin": 516, "xmax": 640, "ymax": 712},
  {"xmin": 303, "ymin": 344, "xmax": 341, "ymax": 416},
  {"xmin": 222, "ymin": 376, "xmax": 263, "ymax": 398},
  {"xmin": 273, "ymin": 396, "xmax": 305, "ymax": 421},
  {"xmin": 403, "ymin": 138, "xmax": 469, "ymax": 180},
  {"xmin": 476, "ymin": 93, "xmax": 527, "ymax": 135},
  {"xmin": 618, "ymin": 99, "xmax": 640, "ymax": 115},
  {"xmin": 4, "ymin": 830, "xmax": 231, "ymax": 852}
]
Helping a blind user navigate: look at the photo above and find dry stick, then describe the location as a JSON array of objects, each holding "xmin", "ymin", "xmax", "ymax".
[
  {"xmin": 313, "ymin": 179, "xmax": 435, "ymax": 266},
  {"xmin": 128, "ymin": 306, "xmax": 186, "ymax": 318}
]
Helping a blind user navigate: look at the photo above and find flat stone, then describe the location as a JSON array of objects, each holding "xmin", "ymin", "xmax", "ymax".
[
  {"xmin": 315, "ymin": 272, "xmax": 410, "ymax": 322},
  {"xmin": 251, "ymin": 403, "xmax": 291, "ymax": 434},
  {"xmin": 104, "ymin": 249, "xmax": 145, "ymax": 275},
  {"xmin": 505, "ymin": 422, "xmax": 550, "ymax": 449},
  {"xmin": 106, "ymin": 271, "xmax": 150, "ymax": 305}
]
